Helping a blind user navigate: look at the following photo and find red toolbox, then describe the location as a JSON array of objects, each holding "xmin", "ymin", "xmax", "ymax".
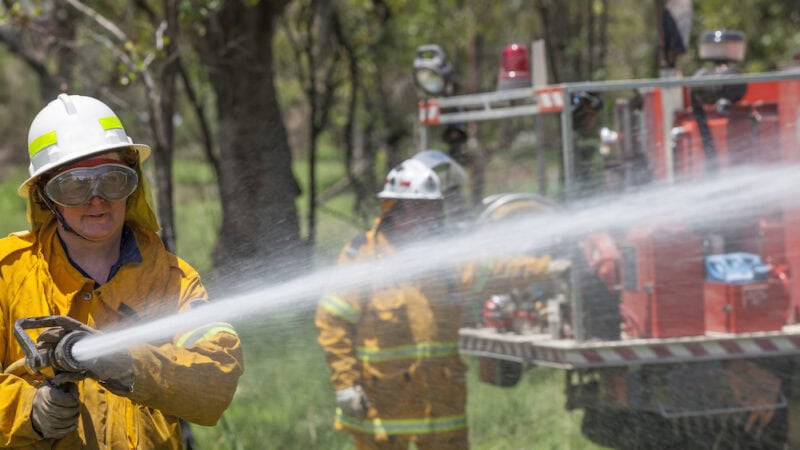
[
  {"xmin": 704, "ymin": 280, "xmax": 789, "ymax": 333},
  {"xmin": 620, "ymin": 223, "xmax": 705, "ymax": 338}
]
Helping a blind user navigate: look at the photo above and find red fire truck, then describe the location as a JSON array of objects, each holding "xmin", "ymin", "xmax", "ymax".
[{"xmin": 416, "ymin": 34, "xmax": 800, "ymax": 448}]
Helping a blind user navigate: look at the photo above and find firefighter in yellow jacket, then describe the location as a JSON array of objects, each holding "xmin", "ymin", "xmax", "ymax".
[
  {"xmin": 316, "ymin": 150, "xmax": 558, "ymax": 449},
  {"xmin": 0, "ymin": 93, "xmax": 244, "ymax": 448}
]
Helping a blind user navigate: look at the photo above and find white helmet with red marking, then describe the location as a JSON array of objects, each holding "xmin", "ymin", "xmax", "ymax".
[{"xmin": 378, "ymin": 150, "xmax": 467, "ymax": 201}]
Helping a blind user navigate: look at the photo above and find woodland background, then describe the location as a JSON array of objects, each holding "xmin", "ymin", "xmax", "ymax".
[{"xmin": 1, "ymin": 2, "xmax": 800, "ymax": 448}]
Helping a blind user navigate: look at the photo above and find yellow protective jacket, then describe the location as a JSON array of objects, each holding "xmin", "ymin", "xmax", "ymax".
[
  {"xmin": 0, "ymin": 218, "xmax": 244, "ymax": 449},
  {"xmin": 315, "ymin": 218, "xmax": 550, "ymax": 440}
]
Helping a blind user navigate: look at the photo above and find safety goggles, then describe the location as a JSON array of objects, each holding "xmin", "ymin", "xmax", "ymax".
[{"xmin": 44, "ymin": 163, "xmax": 139, "ymax": 207}]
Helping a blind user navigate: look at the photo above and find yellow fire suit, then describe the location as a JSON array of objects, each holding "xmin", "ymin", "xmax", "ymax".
[
  {"xmin": 0, "ymin": 170, "xmax": 244, "ymax": 449},
  {"xmin": 316, "ymin": 218, "xmax": 550, "ymax": 449}
]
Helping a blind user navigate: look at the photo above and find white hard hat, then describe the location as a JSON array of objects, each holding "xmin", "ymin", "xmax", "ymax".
[
  {"xmin": 18, "ymin": 93, "xmax": 151, "ymax": 197},
  {"xmin": 478, "ymin": 193, "xmax": 560, "ymax": 224},
  {"xmin": 378, "ymin": 150, "xmax": 467, "ymax": 201}
]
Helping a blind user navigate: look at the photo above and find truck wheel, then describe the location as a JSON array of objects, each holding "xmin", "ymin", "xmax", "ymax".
[
  {"xmin": 477, "ymin": 358, "xmax": 523, "ymax": 387},
  {"xmin": 581, "ymin": 408, "xmax": 685, "ymax": 450}
]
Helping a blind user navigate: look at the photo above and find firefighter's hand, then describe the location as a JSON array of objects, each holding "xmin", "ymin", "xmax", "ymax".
[
  {"xmin": 82, "ymin": 351, "xmax": 135, "ymax": 396},
  {"xmin": 547, "ymin": 258, "xmax": 571, "ymax": 275},
  {"xmin": 336, "ymin": 385, "xmax": 370, "ymax": 418},
  {"xmin": 35, "ymin": 328, "xmax": 85, "ymax": 385},
  {"xmin": 31, "ymin": 382, "xmax": 80, "ymax": 439},
  {"xmin": 38, "ymin": 326, "xmax": 134, "ymax": 394}
]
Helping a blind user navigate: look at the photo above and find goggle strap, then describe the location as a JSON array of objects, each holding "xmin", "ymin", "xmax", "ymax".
[{"xmin": 39, "ymin": 185, "xmax": 80, "ymax": 237}]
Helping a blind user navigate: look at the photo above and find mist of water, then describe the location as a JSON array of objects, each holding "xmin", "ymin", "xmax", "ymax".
[{"xmin": 71, "ymin": 162, "xmax": 800, "ymax": 361}]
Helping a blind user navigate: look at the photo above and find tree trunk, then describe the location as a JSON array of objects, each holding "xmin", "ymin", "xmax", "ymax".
[
  {"xmin": 149, "ymin": 0, "xmax": 180, "ymax": 253},
  {"xmin": 199, "ymin": 0, "xmax": 305, "ymax": 286}
]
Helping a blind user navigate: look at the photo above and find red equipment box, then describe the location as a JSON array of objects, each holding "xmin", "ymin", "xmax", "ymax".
[
  {"xmin": 704, "ymin": 280, "xmax": 788, "ymax": 333},
  {"xmin": 620, "ymin": 223, "xmax": 705, "ymax": 338}
]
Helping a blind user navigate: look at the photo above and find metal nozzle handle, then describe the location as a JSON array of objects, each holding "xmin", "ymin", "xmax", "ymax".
[{"xmin": 13, "ymin": 316, "xmax": 96, "ymax": 374}]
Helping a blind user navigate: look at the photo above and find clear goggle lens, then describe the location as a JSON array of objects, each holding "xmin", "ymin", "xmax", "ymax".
[{"xmin": 45, "ymin": 164, "xmax": 139, "ymax": 207}]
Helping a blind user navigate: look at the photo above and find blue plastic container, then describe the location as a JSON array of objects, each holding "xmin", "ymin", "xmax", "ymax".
[{"xmin": 705, "ymin": 252, "xmax": 770, "ymax": 283}]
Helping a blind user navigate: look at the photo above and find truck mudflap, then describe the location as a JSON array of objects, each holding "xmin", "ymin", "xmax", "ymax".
[{"xmin": 459, "ymin": 325, "xmax": 800, "ymax": 369}]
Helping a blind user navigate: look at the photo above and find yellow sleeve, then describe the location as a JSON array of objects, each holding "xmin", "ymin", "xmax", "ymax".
[
  {"xmin": 315, "ymin": 291, "xmax": 362, "ymax": 391},
  {"xmin": 126, "ymin": 266, "xmax": 244, "ymax": 427},
  {"xmin": 315, "ymin": 235, "xmax": 369, "ymax": 391},
  {"xmin": 0, "ymin": 376, "xmax": 39, "ymax": 446},
  {"xmin": 127, "ymin": 330, "xmax": 243, "ymax": 426},
  {"xmin": 0, "ymin": 272, "xmax": 42, "ymax": 446}
]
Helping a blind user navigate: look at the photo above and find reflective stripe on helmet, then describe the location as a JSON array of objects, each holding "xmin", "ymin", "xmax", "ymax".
[
  {"xmin": 28, "ymin": 131, "xmax": 57, "ymax": 158},
  {"xmin": 336, "ymin": 410, "xmax": 467, "ymax": 435},
  {"xmin": 28, "ymin": 116, "xmax": 126, "ymax": 158},
  {"xmin": 176, "ymin": 322, "xmax": 238, "ymax": 348},
  {"xmin": 98, "ymin": 116, "xmax": 124, "ymax": 131},
  {"xmin": 355, "ymin": 342, "xmax": 458, "ymax": 362},
  {"xmin": 320, "ymin": 294, "xmax": 360, "ymax": 324}
]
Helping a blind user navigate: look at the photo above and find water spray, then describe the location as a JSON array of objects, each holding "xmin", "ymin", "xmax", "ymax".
[{"xmin": 38, "ymin": 163, "xmax": 800, "ymax": 364}]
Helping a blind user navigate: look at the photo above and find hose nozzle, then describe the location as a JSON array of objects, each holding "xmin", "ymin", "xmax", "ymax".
[
  {"xmin": 53, "ymin": 330, "xmax": 91, "ymax": 373},
  {"xmin": 13, "ymin": 316, "xmax": 97, "ymax": 379}
]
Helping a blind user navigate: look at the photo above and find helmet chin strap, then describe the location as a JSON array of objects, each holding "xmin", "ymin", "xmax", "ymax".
[{"xmin": 38, "ymin": 186, "xmax": 91, "ymax": 241}]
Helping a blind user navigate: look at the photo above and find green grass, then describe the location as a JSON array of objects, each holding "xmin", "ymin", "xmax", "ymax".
[
  {"xmin": 173, "ymin": 160, "xmax": 221, "ymax": 273},
  {"xmin": 468, "ymin": 366, "xmax": 605, "ymax": 450},
  {"xmin": 190, "ymin": 311, "xmax": 606, "ymax": 450},
  {"xmin": 0, "ymin": 167, "xmax": 32, "ymax": 235}
]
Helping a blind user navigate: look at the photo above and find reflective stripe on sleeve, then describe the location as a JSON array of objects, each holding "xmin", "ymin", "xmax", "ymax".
[
  {"xmin": 336, "ymin": 409, "xmax": 467, "ymax": 435},
  {"xmin": 28, "ymin": 131, "xmax": 57, "ymax": 157},
  {"xmin": 355, "ymin": 342, "xmax": 458, "ymax": 363},
  {"xmin": 176, "ymin": 322, "xmax": 237, "ymax": 348},
  {"xmin": 320, "ymin": 295, "xmax": 360, "ymax": 324}
]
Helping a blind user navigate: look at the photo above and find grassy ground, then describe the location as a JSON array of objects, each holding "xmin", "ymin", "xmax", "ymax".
[
  {"xmin": 191, "ymin": 313, "xmax": 607, "ymax": 450},
  {"xmin": 0, "ymin": 149, "xmax": 608, "ymax": 449}
]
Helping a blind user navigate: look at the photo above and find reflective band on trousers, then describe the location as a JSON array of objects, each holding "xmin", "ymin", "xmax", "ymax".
[
  {"xmin": 336, "ymin": 409, "xmax": 467, "ymax": 435},
  {"xmin": 355, "ymin": 342, "xmax": 458, "ymax": 362},
  {"xmin": 28, "ymin": 116, "xmax": 125, "ymax": 157},
  {"xmin": 320, "ymin": 294, "xmax": 360, "ymax": 324},
  {"xmin": 176, "ymin": 322, "xmax": 238, "ymax": 348}
]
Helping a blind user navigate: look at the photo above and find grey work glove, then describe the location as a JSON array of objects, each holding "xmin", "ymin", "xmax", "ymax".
[
  {"xmin": 37, "ymin": 327, "xmax": 134, "ymax": 395},
  {"xmin": 79, "ymin": 350, "xmax": 135, "ymax": 395},
  {"xmin": 31, "ymin": 383, "xmax": 80, "ymax": 439},
  {"xmin": 335, "ymin": 385, "xmax": 370, "ymax": 418}
]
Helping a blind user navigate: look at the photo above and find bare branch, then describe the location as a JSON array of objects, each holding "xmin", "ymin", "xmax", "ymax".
[
  {"xmin": 133, "ymin": 0, "xmax": 159, "ymax": 23},
  {"xmin": 279, "ymin": 15, "xmax": 310, "ymax": 91},
  {"xmin": 64, "ymin": 0, "xmax": 126, "ymax": 42},
  {"xmin": 0, "ymin": 24, "xmax": 47, "ymax": 74},
  {"xmin": 178, "ymin": 59, "xmax": 220, "ymax": 177}
]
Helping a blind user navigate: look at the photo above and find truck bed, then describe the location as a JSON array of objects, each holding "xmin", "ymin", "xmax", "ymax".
[{"xmin": 459, "ymin": 324, "xmax": 800, "ymax": 369}]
